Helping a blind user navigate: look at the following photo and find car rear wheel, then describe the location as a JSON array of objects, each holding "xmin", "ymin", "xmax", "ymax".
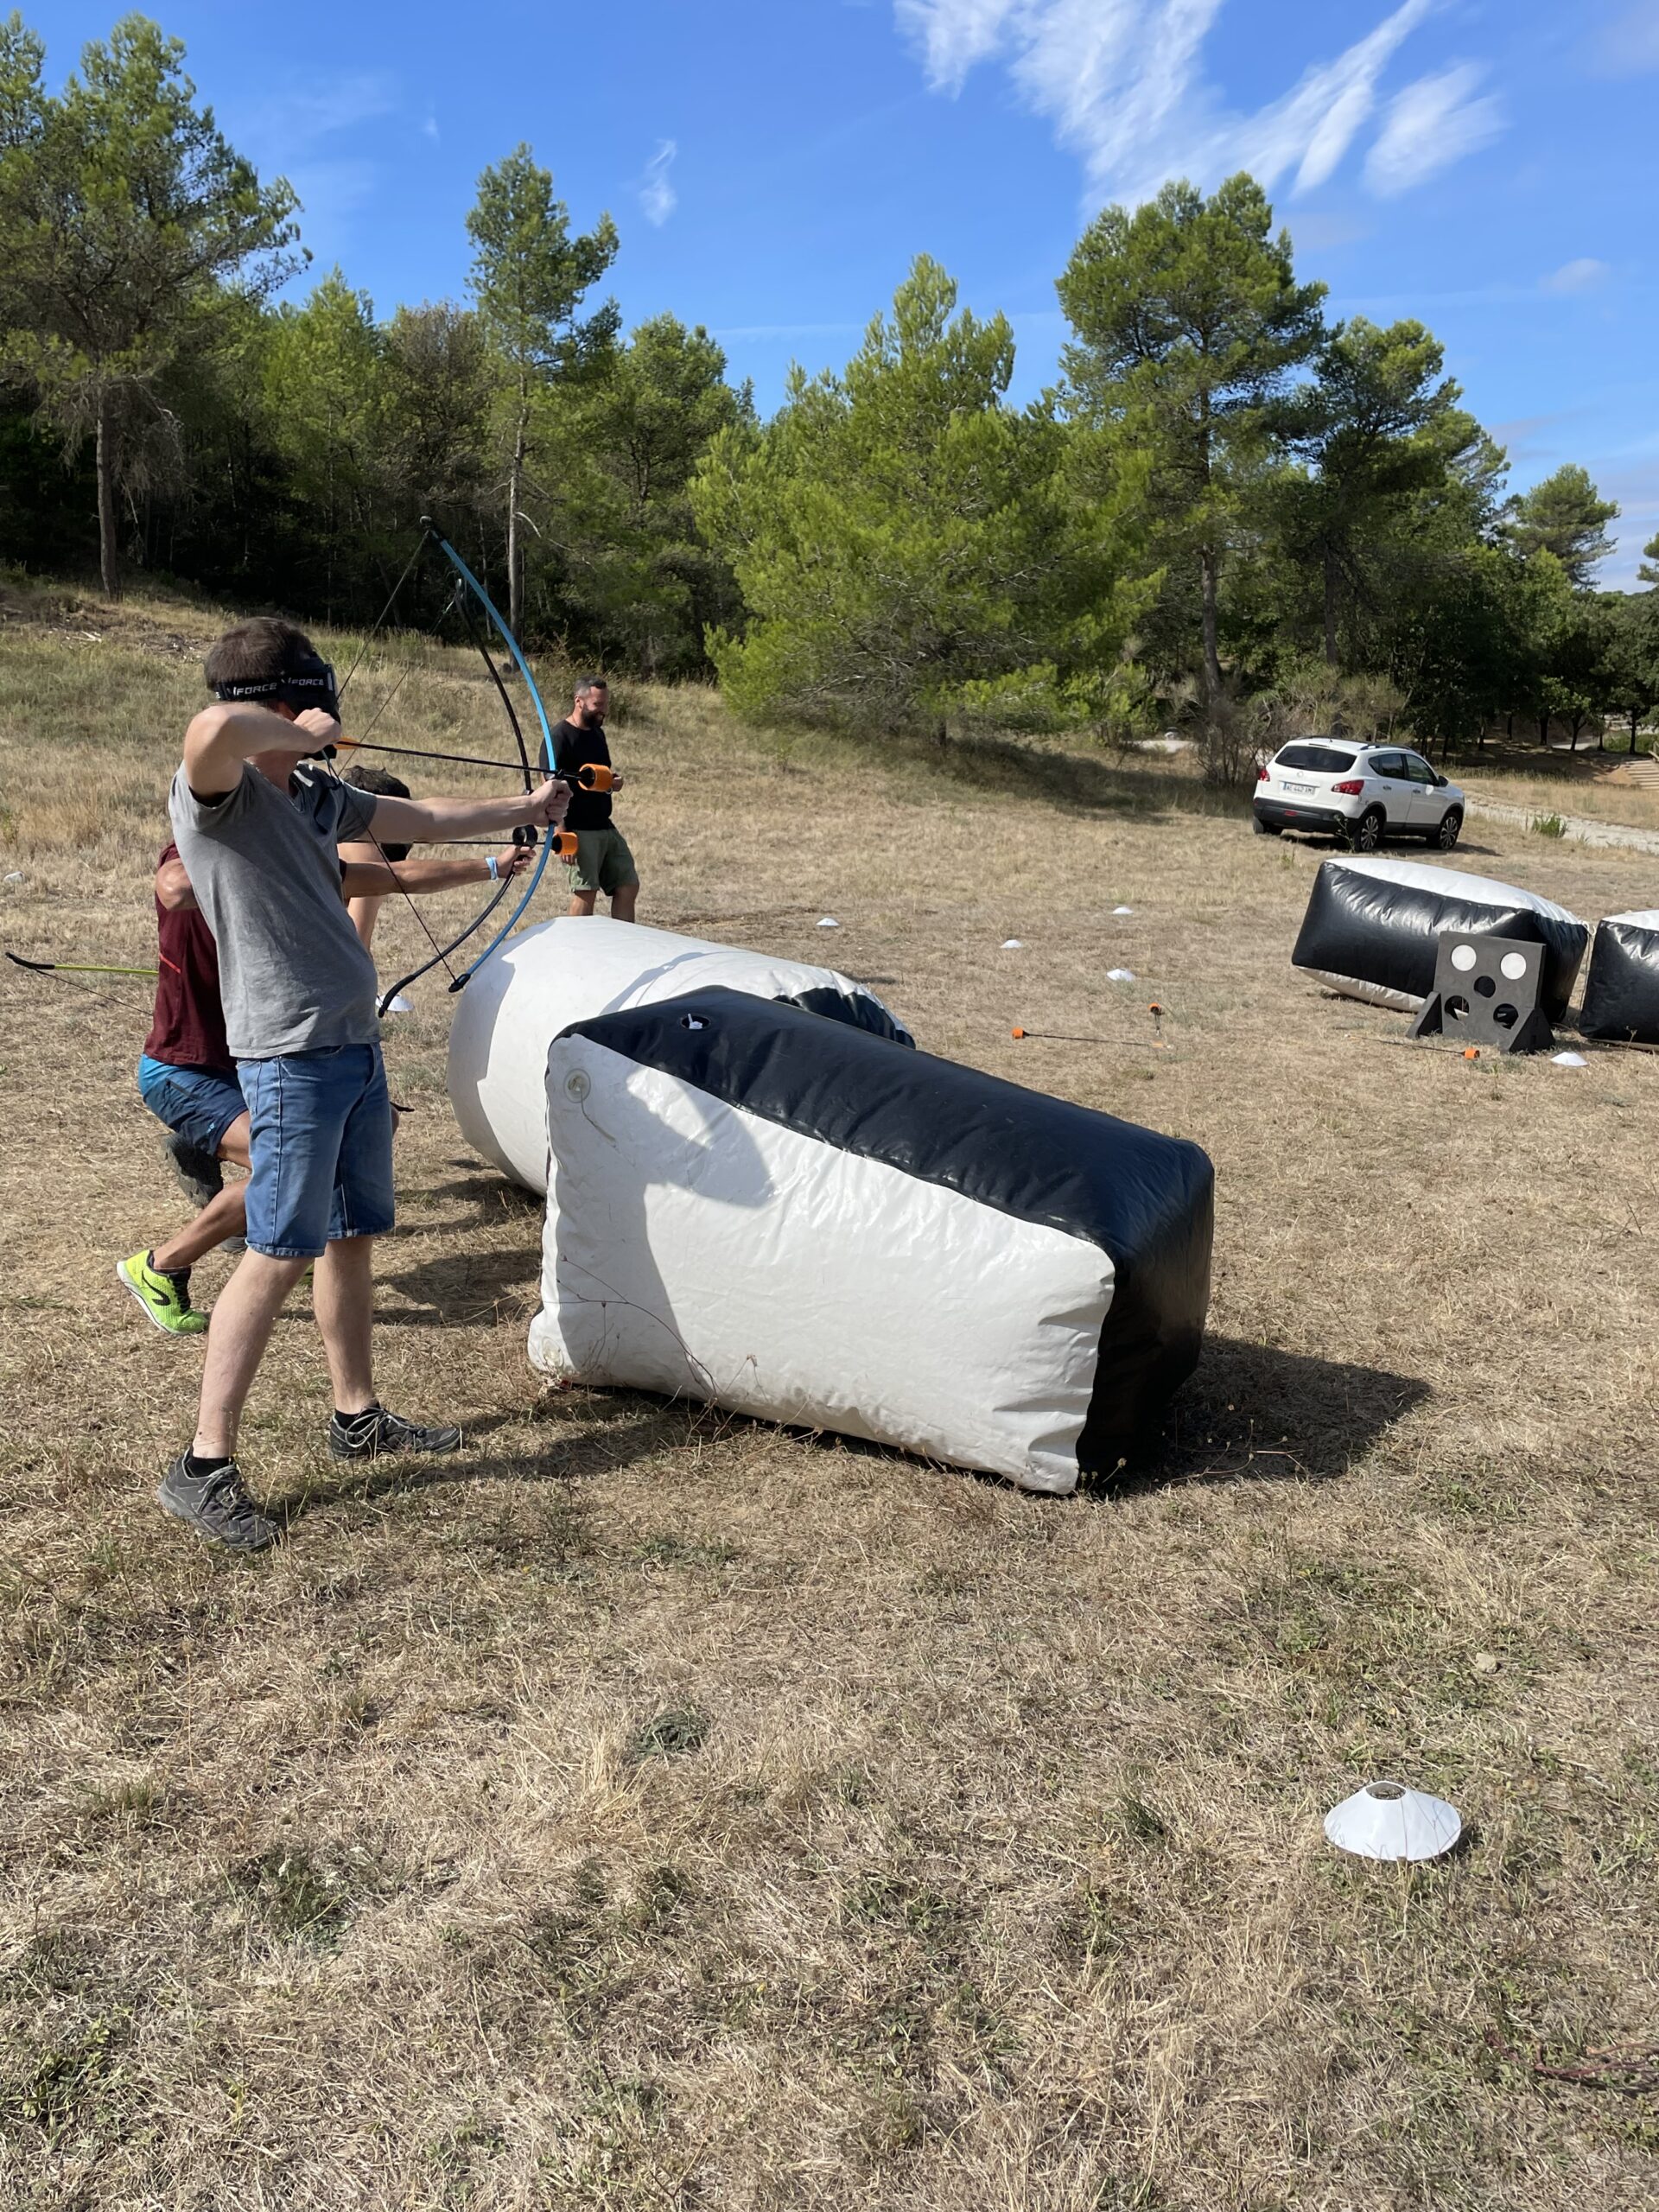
[
  {"xmin": 1252, "ymin": 815, "xmax": 1281, "ymax": 836},
  {"xmin": 1346, "ymin": 807, "xmax": 1386, "ymax": 854},
  {"xmin": 1434, "ymin": 807, "xmax": 1463, "ymax": 851}
]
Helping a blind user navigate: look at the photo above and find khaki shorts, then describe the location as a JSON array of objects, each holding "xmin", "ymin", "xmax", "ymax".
[{"xmin": 567, "ymin": 826, "xmax": 639, "ymax": 896}]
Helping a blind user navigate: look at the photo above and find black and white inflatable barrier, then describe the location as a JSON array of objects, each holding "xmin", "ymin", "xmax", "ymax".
[
  {"xmin": 1292, "ymin": 856, "xmax": 1586, "ymax": 1018},
  {"xmin": 1580, "ymin": 912, "xmax": 1659, "ymax": 1043},
  {"xmin": 527, "ymin": 988, "xmax": 1214, "ymax": 1494},
  {"xmin": 448, "ymin": 916, "xmax": 912, "ymax": 1192}
]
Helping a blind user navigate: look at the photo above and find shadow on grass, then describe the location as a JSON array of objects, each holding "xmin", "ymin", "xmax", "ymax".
[
  {"xmin": 375, "ymin": 1243, "xmax": 541, "ymax": 1326},
  {"xmin": 423, "ymin": 1166, "xmax": 543, "ymax": 1218},
  {"xmin": 934, "ymin": 728, "xmax": 1248, "ymax": 825},
  {"xmin": 273, "ymin": 1399, "xmax": 673, "ymax": 1526},
  {"xmin": 1280, "ymin": 830, "xmax": 1503, "ymax": 861},
  {"xmin": 1117, "ymin": 1335, "xmax": 1430, "ymax": 1495}
]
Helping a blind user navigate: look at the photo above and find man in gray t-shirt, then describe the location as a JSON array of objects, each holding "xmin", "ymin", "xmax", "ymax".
[{"xmin": 156, "ymin": 616, "xmax": 569, "ymax": 1554}]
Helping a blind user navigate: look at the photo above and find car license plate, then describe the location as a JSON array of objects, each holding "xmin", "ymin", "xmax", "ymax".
[{"xmin": 1283, "ymin": 781, "xmax": 1315, "ymax": 794}]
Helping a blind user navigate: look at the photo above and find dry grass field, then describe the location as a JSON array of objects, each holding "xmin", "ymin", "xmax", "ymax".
[{"xmin": 3, "ymin": 579, "xmax": 1658, "ymax": 2211}]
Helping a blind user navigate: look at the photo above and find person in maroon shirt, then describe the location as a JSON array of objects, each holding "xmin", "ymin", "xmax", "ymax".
[{"xmin": 118, "ymin": 834, "xmax": 536, "ymax": 1336}]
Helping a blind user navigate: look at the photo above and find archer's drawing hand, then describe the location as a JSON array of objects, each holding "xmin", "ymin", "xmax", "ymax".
[
  {"xmin": 295, "ymin": 708, "xmax": 343, "ymax": 753},
  {"xmin": 525, "ymin": 777, "xmax": 571, "ymax": 828},
  {"xmin": 609, "ymin": 772, "xmax": 625, "ymax": 791},
  {"xmin": 493, "ymin": 845, "xmax": 535, "ymax": 880}
]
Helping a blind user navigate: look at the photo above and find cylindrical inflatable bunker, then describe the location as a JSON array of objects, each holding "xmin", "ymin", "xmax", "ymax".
[
  {"xmin": 1292, "ymin": 856, "xmax": 1586, "ymax": 1018},
  {"xmin": 448, "ymin": 917, "xmax": 912, "ymax": 1192},
  {"xmin": 1580, "ymin": 911, "xmax": 1659, "ymax": 1043},
  {"xmin": 527, "ymin": 987, "xmax": 1215, "ymax": 1493}
]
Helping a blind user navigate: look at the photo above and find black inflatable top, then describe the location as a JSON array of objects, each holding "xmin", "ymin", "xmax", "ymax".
[
  {"xmin": 562, "ymin": 987, "xmax": 1215, "ymax": 1464},
  {"xmin": 1293, "ymin": 857, "xmax": 1587, "ymax": 1020},
  {"xmin": 1580, "ymin": 911, "xmax": 1659, "ymax": 1044}
]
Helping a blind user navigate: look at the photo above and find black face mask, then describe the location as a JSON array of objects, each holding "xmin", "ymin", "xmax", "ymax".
[{"xmin": 212, "ymin": 652, "xmax": 340, "ymax": 723}]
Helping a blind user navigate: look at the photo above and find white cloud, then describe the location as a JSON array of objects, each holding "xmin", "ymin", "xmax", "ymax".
[
  {"xmin": 639, "ymin": 140, "xmax": 677, "ymax": 226},
  {"xmin": 1363, "ymin": 62, "xmax": 1503, "ymax": 196},
  {"xmin": 422, "ymin": 112, "xmax": 440, "ymax": 143},
  {"xmin": 1592, "ymin": 4, "xmax": 1659, "ymax": 75},
  {"xmin": 898, "ymin": 0, "xmax": 1023, "ymax": 89},
  {"xmin": 894, "ymin": 0, "xmax": 1508, "ymax": 208},
  {"xmin": 1541, "ymin": 256, "xmax": 1611, "ymax": 295},
  {"xmin": 259, "ymin": 76, "xmax": 401, "ymax": 149}
]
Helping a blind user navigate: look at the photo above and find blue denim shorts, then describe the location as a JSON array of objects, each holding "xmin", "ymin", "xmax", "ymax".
[
  {"xmin": 237, "ymin": 1043, "xmax": 396, "ymax": 1258},
  {"xmin": 137, "ymin": 1054, "xmax": 247, "ymax": 1156}
]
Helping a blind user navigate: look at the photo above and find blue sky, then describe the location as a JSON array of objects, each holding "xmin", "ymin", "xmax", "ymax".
[{"xmin": 35, "ymin": 0, "xmax": 1659, "ymax": 582}]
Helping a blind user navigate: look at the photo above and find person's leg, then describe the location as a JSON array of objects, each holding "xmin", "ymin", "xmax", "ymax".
[
  {"xmin": 149, "ymin": 1184, "xmax": 249, "ymax": 1275},
  {"xmin": 567, "ymin": 830, "xmax": 603, "ymax": 915},
  {"xmin": 192, "ymin": 1249, "xmax": 312, "ymax": 1456},
  {"xmin": 184, "ymin": 1055, "xmax": 333, "ymax": 1457},
  {"xmin": 149, "ymin": 1107, "xmax": 251, "ymax": 1274},
  {"xmin": 320, "ymin": 1045, "xmax": 461, "ymax": 1461},
  {"xmin": 314, "ymin": 1233, "xmax": 376, "ymax": 1414},
  {"xmin": 124, "ymin": 1077, "xmax": 251, "ymax": 1333},
  {"xmin": 602, "ymin": 829, "xmax": 640, "ymax": 923}
]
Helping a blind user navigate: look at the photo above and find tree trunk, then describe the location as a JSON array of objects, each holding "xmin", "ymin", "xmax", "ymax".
[
  {"xmin": 95, "ymin": 389, "xmax": 120, "ymax": 600},
  {"xmin": 1322, "ymin": 550, "xmax": 1338, "ymax": 667},
  {"xmin": 506, "ymin": 383, "xmax": 529, "ymax": 641},
  {"xmin": 506, "ymin": 444, "xmax": 520, "ymax": 642},
  {"xmin": 1632, "ymin": 709, "xmax": 1640, "ymax": 755},
  {"xmin": 1538, "ymin": 713, "xmax": 1550, "ymax": 747},
  {"xmin": 1200, "ymin": 548, "xmax": 1222, "ymax": 709}
]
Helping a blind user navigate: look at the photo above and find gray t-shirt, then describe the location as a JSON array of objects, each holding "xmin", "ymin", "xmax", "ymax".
[{"xmin": 168, "ymin": 761, "xmax": 381, "ymax": 1060}]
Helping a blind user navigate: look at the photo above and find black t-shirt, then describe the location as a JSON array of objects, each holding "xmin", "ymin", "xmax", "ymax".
[{"xmin": 551, "ymin": 717, "xmax": 613, "ymax": 831}]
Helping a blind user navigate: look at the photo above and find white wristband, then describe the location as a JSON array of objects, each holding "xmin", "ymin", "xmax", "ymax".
[{"xmin": 486, "ymin": 855, "xmax": 499, "ymax": 882}]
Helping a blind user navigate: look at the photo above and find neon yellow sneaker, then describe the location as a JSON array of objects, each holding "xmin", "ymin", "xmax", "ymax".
[{"xmin": 118, "ymin": 1250, "xmax": 208, "ymax": 1337}]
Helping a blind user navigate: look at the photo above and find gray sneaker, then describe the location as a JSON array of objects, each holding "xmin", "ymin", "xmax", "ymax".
[
  {"xmin": 157, "ymin": 1452, "xmax": 279, "ymax": 1552},
  {"xmin": 328, "ymin": 1404, "xmax": 463, "ymax": 1460},
  {"xmin": 163, "ymin": 1131, "xmax": 223, "ymax": 1207}
]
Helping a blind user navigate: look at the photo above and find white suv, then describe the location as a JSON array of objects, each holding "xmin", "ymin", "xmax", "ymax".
[{"xmin": 1254, "ymin": 740, "xmax": 1465, "ymax": 854}]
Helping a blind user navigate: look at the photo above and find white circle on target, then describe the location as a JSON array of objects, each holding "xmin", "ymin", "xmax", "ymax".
[
  {"xmin": 1450, "ymin": 944, "xmax": 1477, "ymax": 972},
  {"xmin": 1500, "ymin": 952, "xmax": 1528, "ymax": 980}
]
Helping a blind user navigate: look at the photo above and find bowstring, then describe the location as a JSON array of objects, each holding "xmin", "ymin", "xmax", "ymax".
[
  {"xmin": 329, "ymin": 564, "xmax": 476, "ymax": 994},
  {"xmin": 325, "ymin": 531, "xmax": 553, "ymax": 1011}
]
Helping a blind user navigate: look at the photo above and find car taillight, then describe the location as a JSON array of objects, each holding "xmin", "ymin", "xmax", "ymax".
[
  {"xmin": 1256, "ymin": 765, "xmax": 1269, "ymax": 781},
  {"xmin": 1332, "ymin": 779, "xmax": 1364, "ymax": 795}
]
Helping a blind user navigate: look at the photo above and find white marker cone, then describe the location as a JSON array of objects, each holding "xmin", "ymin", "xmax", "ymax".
[{"xmin": 1324, "ymin": 1780, "xmax": 1461, "ymax": 1863}]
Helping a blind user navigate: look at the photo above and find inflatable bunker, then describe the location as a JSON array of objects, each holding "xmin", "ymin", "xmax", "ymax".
[
  {"xmin": 525, "ymin": 987, "xmax": 1215, "ymax": 1493},
  {"xmin": 448, "ymin": 916, "xmax": 912, "ymax": 1192},
  {"xmin": 1292, "ymin": 856, "xmax": 1586, "ymax": 1018},
  {"xmin": 1580, "ymin": 911, "xmax": 1659, "ymax": 1043}
]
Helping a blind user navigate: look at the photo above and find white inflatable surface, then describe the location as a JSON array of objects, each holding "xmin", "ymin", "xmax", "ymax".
[
  {"xmin": 520, "ymin": 984, "xmax": 1214, "ymax": 1493},
  {"xmin": 448, "ymin": 916, "xmax": 911, "ymax": 1193},
  {"xmin": 530, "ymin": 1039, "xmax": 1111, "ymax": 1491}
]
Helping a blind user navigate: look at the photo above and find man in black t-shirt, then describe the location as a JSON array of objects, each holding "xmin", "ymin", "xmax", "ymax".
[{"xmin": 551, "ymin": 677, "xmax": 639, "ymax": 920}]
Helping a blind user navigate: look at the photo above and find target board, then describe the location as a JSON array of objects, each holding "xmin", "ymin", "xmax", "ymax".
[{"xmin": 1408, "ymin": 933, "xmax": 1554, "ymax": 1052}]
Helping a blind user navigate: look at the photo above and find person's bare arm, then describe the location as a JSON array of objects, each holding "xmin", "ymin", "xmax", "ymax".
[
  {"xmin": 156, "ymin": 858, "xmax": 196, "ymax": 911},
  {"xmin": 182, "ymin": 703, "xmax": 340, "ymax": 798},
  {"xmin": 365, "ymin": 779, "xmax": 570, "ymax": 847},
  {"xmin": 338, "ymin": 850, "xmax": 532, "ymax": 899}
]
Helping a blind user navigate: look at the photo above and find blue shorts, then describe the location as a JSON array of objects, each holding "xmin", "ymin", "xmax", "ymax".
[
  {"xmin": 237, "ymin": 1042, "xmax": 396, "ymax": 1259},
  {"xmin": 137, "ymin": 1054, "xmax": 246, "ymax": 1157}
]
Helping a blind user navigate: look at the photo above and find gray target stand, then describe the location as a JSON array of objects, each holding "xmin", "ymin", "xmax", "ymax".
[{"xmin": 1409, "ymin": 931, "xmax": 1555, "ymax": 1054}]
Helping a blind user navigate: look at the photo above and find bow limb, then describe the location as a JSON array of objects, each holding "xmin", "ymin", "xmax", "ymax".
[
  {"xmin": 374, "ymin": 868, "xmax": 525, "ymax": 1016},
  {"xmin": 422, "ymin": 526, "xmax": 561, "ymax": 995}
]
